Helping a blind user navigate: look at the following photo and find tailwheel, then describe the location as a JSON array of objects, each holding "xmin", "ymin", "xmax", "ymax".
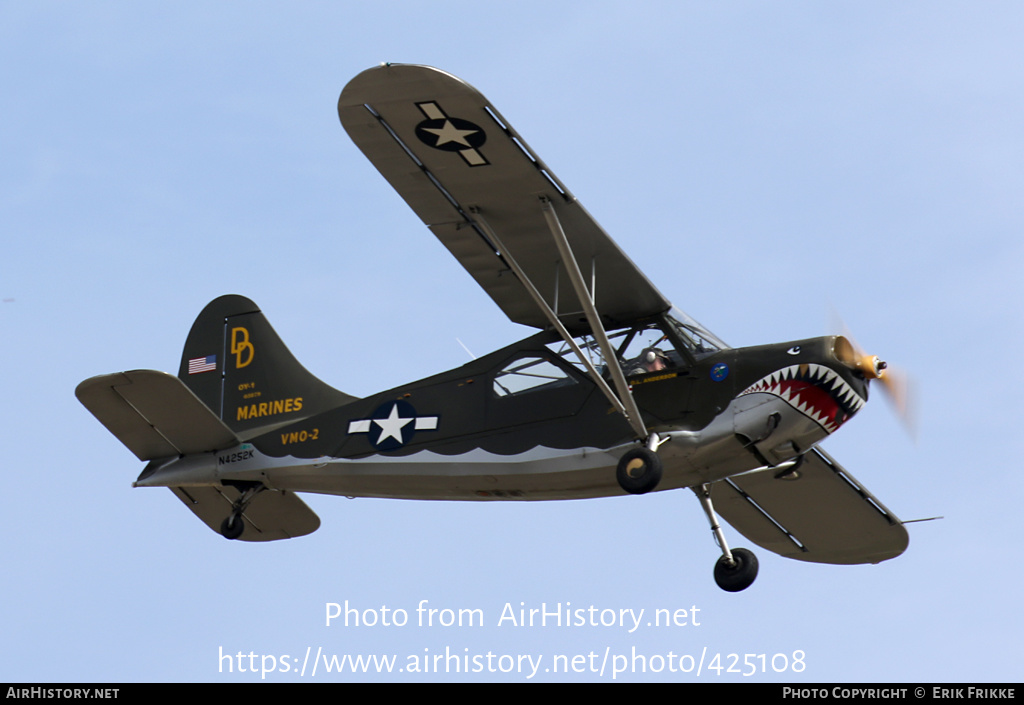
[
  {"xmin": 220, "ymin": 513, "xmax": 245, "ymax": 540},
  {"xmin": 616, "ymin": 446, "xmax": 663, "ymax": 494},
  {"xmin": 713, "ymin": 547, "xmax": 759, "ymax": 592},
  {"xmin": 218, "ymin": 481, "xmax": 265, "ymax": 540}
]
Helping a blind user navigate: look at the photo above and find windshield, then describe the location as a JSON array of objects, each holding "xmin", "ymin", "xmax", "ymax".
[{"xmin": 665, "ymin": 307, "xmax": 729, "ymax": 356}]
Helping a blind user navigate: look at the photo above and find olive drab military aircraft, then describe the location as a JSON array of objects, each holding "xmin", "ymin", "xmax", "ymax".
[{"xmin": 76, "ymin": 64, "xmax": 911, "ymax": 592}]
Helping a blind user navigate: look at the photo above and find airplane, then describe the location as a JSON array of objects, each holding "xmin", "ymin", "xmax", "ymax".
[{"xmin": 76, "ymin": 63, "xmax": 910, "ymax": 592}]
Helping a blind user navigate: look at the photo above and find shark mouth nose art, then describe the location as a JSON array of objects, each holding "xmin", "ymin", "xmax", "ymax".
[{"xmin": 739, "ymin": 363, "xmax": 865, "ymax": 434}]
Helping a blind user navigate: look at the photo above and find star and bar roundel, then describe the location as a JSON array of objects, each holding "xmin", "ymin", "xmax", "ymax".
[
  {"xmin": 347, "ymin": 400, "xmax": 440, "ymax": 451},
  {"xmin": 414, "ymin": 101, "xmax": 488, "ymax": 166}
]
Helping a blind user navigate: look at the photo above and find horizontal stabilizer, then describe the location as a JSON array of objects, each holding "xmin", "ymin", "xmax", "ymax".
[
  {"xmin": 710, "ymin": 448, "xmax": 909, "ymax": 565},
  {"xmin": 76, "ymin": 370, "xmax": 238, "ymax": 460},
  {"xmin": 170, "ymin": 485, "xmax": 320, "ymax": 542}
]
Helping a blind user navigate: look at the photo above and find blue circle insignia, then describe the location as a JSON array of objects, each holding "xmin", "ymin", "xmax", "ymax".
[
  {"xmin": 349, "ymin": 400, "xmax": 440, "ymax": 451},
  {"xmin": 710, "ymin": 363, "xmax": 729, "ymax": 382}
]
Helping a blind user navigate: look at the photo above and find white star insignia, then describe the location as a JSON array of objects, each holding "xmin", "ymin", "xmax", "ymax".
[
  {"xmin": 373, "ymin": 404, "xmax": 413, "ymax": 444},
  {"xmin": 347, "ymin": 403, "xmax": 440, "ymax": 447},
  {"xmin": 423, "ymin": 120, "xmax": 478, "ymax": 148}
]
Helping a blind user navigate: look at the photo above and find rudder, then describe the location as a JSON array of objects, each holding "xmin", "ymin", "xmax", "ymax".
[{"xmin": 178, "ymin": 295, "xmax": 357, "ymax": 439}]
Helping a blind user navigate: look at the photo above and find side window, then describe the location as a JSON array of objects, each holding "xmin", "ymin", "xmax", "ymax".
[
  {"xmin": 545, "ymin": 323, "xmax": 685, "ymax": 378},
  {"xmin": 493, "ymin": 356, "xmax": 576, "ymax": 397},
  {"xmin": 618, "ymin": 325, "xmax": 678, "ymax": 376}
]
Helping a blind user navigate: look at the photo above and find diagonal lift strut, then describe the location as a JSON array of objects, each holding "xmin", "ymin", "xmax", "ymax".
[{"xmin": 469, "ymin": 199, "xmax": 650, "ymax": 442}]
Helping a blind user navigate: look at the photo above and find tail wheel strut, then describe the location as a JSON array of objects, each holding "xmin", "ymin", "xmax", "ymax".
[{"xmin": 219, "ymin": 483, "xmax": 265, "ymax": 540}]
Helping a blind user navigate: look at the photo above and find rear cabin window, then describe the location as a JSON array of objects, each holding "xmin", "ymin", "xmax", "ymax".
[{"xmin": 493, "ymin": 356, "xmax": 576, "ymax": 397}]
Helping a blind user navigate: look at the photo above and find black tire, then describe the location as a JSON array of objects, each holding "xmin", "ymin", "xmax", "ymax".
[
  {"xmin": 713, "ymin": 547, "xmax": 758, "ymax": 592},
  {"xmin": 616, "ymin": 447, "xmax": 663, "ymax": 495},
  {"xmin": 220, "ymin": 514, "xmax": 245, "ymax": 540}
]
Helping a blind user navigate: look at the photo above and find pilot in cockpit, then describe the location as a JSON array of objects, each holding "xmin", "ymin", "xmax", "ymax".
[{"xmin": 626, "ymin": 347, "xmax": 670, "ymax": 376}]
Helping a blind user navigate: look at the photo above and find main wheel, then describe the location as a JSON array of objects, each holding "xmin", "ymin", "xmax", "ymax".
[
  {"xmin": 616, "ymin": 447, "xmax": 663, "ymax": 495},
  {"xmin": 713, "ymin": 547, "xmax": 758, "ymax": 592},
  {"xmin": 220, "ymin": 514, "xmax": 245, "ymax": 540}
]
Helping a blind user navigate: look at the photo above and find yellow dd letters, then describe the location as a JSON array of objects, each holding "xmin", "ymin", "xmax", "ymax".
[{"xmin": 231, "ymin": 327, "xmax": 255, "ymax": 369}]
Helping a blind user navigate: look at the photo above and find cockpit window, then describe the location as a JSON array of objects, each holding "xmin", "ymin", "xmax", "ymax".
[
  {"xmin": 493, "ymin": 356, "xmax": 577, "ymax": 397},
  {"xmin": 665, "ymin": 307, "xmax": 729, "ymax": 358},
  {"xmin": 543, "ymin": 308, "xmax": 728, "ymax": 378},
  {"xmin": 546, "ymin": 320, "xmax": 685, "ymax": 378},
  {"xmin": 615, "ymin": 323, "xmax": 681, "ymax": 375}
]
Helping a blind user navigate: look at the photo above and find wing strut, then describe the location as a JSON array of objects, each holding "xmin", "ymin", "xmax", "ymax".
[
  {"xmin": 470, "ymin": 202, "xmax": 649, "ymax": 441},
  {"xmin": 539, "ymin": 199, "xmax": 650, "ymax": 441}
]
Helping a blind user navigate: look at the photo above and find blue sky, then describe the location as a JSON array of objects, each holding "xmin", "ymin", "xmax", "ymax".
[{"xmin": 2, "ymin": 2, "xmax": 1021, "ymax": 682}]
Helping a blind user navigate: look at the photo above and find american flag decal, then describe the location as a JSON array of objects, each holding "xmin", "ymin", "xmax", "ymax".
[{"xmin": 188, "ymin": 355, "xmax": 217, "ymax": 374}]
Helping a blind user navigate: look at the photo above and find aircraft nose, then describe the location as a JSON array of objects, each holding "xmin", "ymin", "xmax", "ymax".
[
  {"xmin": 830, "ymin": 335, "xmax": 915, "ymax": 437},
  {"xmin": 831, "ymin": 335, "xmax": 886, "ymax": 379}
]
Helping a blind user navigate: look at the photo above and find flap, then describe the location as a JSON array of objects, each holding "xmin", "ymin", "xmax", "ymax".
[
  {"xmin": 710, "ymin": 448, "xmax": 909, "ymax": 565},
  {"xmin": 170, "ymin": 486, "xmax": 320, "ymax": 542},
  {"xmin": 76, "ymin": 370, "xmax": 239, "ymax": 460},
  {"xmin": 338, "ymin": 64, "xmax": 670, "ymax": 332}
]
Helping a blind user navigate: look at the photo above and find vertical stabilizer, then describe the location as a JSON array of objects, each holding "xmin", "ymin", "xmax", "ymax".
[{"xmin": 178, "ymin": 295, "xmax": 356, "ymax": 439}]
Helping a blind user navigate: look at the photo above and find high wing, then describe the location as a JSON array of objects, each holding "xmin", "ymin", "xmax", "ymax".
[
  {"xmin": 710, "ymin": 448, "xmax": 909, "ymax": 565},
  {"xmin": 338, "ymin": 64, "xmax": 670, "ymax": 333}
]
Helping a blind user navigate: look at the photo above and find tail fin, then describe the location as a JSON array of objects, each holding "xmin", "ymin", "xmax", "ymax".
[{"xmin": 178, "ymin": 295, "xmax": 357, "ymax": 439}]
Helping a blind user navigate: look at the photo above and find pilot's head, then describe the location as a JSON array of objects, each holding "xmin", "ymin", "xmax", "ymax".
[{"xmin": 642, "ymin": 348, "xmax": 667, "ymax": 372}]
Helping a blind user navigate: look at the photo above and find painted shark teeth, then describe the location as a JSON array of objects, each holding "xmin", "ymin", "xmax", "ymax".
[{"xmin": 738, "ymin": 363, "xmax": 865, "ymax": 434}]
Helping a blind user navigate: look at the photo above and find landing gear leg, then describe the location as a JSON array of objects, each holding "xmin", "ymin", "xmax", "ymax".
[
  {"xmin": 219, "ymin": 483, "xmax": 265, "ymax": 540},
  {"xmin": 616, "ymin": 433, "xmax": 664, "ymax": 495},
  {"xmin": 693, "ymin": 484, "xmax": 758, "ymax": 592}
]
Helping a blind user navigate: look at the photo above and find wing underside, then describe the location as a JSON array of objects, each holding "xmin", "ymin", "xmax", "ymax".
[
  {"xmin": 338, "ymin": 64, "xmax": 670, "ymax": 332},
  {"xmin": 710, "ymin": 448, "xmax": 909, "ymax": 565}
]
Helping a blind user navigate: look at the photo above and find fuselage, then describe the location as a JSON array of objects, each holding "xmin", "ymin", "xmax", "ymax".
[{"xmin": 136, "ymin": 326, "xmax": 869, "ymax": 502}]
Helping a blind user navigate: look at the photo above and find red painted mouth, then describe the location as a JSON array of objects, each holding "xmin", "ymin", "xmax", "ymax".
[{"xmin": 739, "ymin": 363, "xmax": 865, "ymax": 434}]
